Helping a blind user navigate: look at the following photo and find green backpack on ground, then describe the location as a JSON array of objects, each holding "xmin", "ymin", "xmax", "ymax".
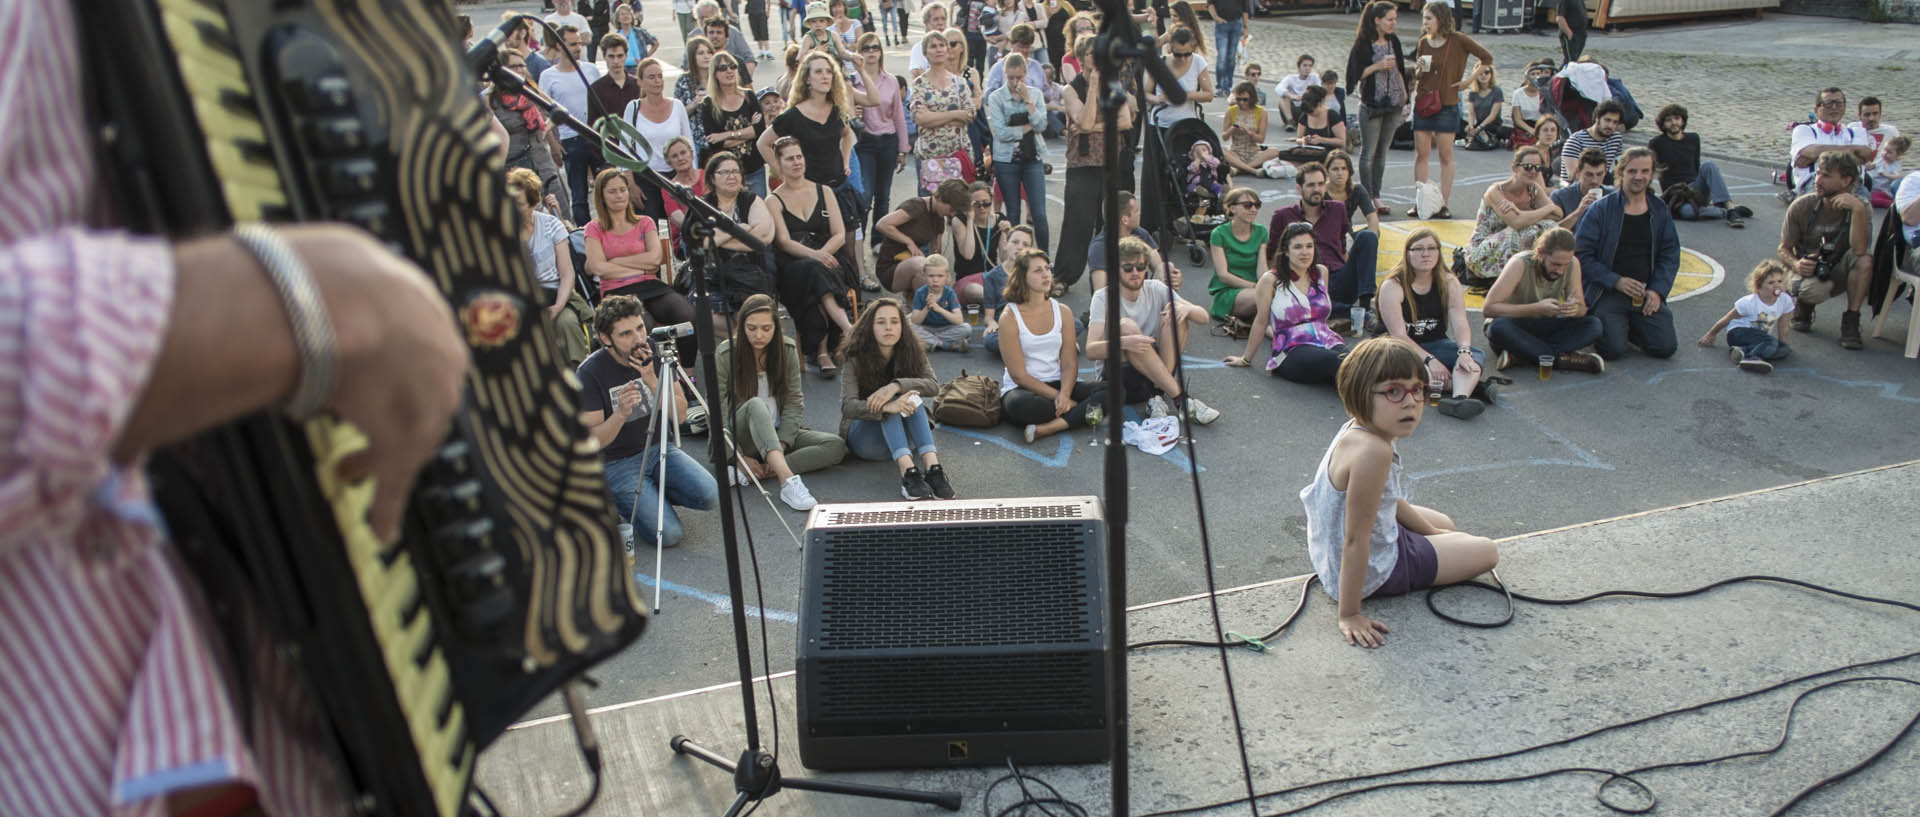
[{"xmin": 932, "ymin": 371, "xmax": 1002, "ymax": 428}]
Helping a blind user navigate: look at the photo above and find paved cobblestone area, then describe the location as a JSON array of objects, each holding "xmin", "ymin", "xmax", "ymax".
[{"xmin": 1231, "ymin": 13, "xmax": 1920, "ymax": 164}]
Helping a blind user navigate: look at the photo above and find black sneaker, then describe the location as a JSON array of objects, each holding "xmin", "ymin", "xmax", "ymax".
[
  {"xmin": 924, "ymin": 464, "xmax": 956, "ymax": 499},
  {"xmin": 901, "ymin": 467, "xmax": 933, "ymax": 500}
]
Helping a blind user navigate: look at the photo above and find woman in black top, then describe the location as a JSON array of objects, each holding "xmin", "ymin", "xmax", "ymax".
[
  {"xmin": 697, "ymin": 53, "xmax": 768, "ymax": 195},
  {"xmin": 1375, "ymin": 227, "xmax": 1485, "ymax": 419},
  {"xmin": 756, "ymin": 52, "xmax": 854, "ymax": 190},
  {"xmin": 1344, "ymin": 1, "xmax": 1410, "ymax": 197},
  {"xmin": 1295, "ymin": 85, "xmax": 1346, "ymax": 151},
  {"xmin": 695, "ymin": 152, "xmax": 778, "ymax": 336},
  {"xmin": 766, "ymin": 137, "xmax": 856, "ymax": 377}
]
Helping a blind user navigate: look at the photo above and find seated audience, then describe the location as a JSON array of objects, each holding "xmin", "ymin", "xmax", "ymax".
[
  {"xmin": 1376, "ymin": 228, "xmax": 1484, "ymax": 419},
  {"xmin": 1208, "ymin": 186, "xmax": 1270, "ymax": 322},
  {"xmin": 1697, "ymin": 261, "xmax": 1796, "ymax": 373},
  {"xmin": 583, "ymin": 167, "xmax": 699, "ymax": 366},
  {"xmin": 1552, "ymin": 147, "xmax": 1610, "ymax": 229},
  {"xmin": 1223, "ymin": 82, "xmax": 1283, "ymax": 177},
  {"xmin": 1085, "ymin": 237, "xmax": 1222, "ymax": 424},
  {"xmin": 1460, "ymin": 63, "xmax": 1506, "ymax": 151},
  {"xmin": 1324, "ymin": 150, "xmax": 1382, "ymax": 231},
  {"xmin": 1646, "ymin": 104, "xmax": 1751, "ymax": 227},
  {"xmin": 999, "ymin": 248, "xmax": 1110, "ymax": 441},
  {"xmin": 1900, "ymin": 169, "xmax": 1920, "ymax": 273},
  {"xmin": 714, "ymin": 294, "xmax": 846, "ymax": 510},
  {"xmin": 1848, "ymin": 96, "xmax": 1900, "ymax": 158},
  {"xmin": 1868, "ymin": 136, "xmax": 1910, "ymax": 208},
  {"xmin": 691, "ymin": 152, "xmax": 778, "ymax": 335},
  {"xmin": 1534, "ymin": 117, "xmax": 1566, "ymax": 187},
  {"xmin": 1086, "ymin": 190, "xmax": 1161, "ymax": 293},
  {"xmin": 953, "ymin": 181, "xmax": 1012, "ymax": 283},
  {"xmin": 838, "ymin": 298, "xmax": 955, "ymax": 499},
  {"xmin": 1482, "ymin": 227, "xmax": 1605, "ymax": 374},
  {"xmin": 1575, "ymin": 148, "xmax": 1680, "ymax": 360},
  {"xmin": 507, "ymin": 168, "xmax": 592, "ymax": 369},
  {"xmin": 1778, "ymin": 152, "xmax": 1873, "ymax": 350},
  {"xmin": 1294, "ymin": 85, "xmax": 1346, "ymax": 153},
  {"xmin": 1266, "ymin": 162, "xmax": 1378, "ymax": 332},
  {"xmin": 767, "ymin": 137, "xmax": 856, "ymax": 377},
  {"xmin": 910, "ymin": 254, "xmax": 973, "ymax": 352},
  {"xmin": 576, "ymin": 295, "xmax": 716, "ymax": 553},
  {"xmin": 1466, "ymin": 146, "xmax": 1562, "ymax": 283},
  {"xmin": 1785, "ymin": 87, "xmax": 1875, "ymax": 200},
  {"xmin": 1225, "ymin": 222, "xmax": 1349, "ymax": 384},
  {"xmin": 968, "ymin": 224, "xmax": 1037, "ymax": 357},
  {"xmin": 1277, "ymin": 53, "xmax": 1316, "ymax": 127},
  {"xmin": 1508, "ymin": 60, "xmax": 1552, "ymax": 147},
  {"xmin": 1561, "ymin": 99, "xmax": 1625, "ymax": 185},
  {"xmin": 875, "ymin": 178, "xmax": 976, "ymax": 293}
]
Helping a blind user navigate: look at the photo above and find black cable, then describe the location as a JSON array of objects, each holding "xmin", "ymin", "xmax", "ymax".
[
  {"xmin": 1124, "ymin": 575, "xmax": 1920, "ymax": 817},
  {"xmin": 1126, "ymin": 575, "xmax": 1316, "ymax": 651},
  {"xmin": 981, "ymin": 758, "xmax": 1091, "ymax": 817}
]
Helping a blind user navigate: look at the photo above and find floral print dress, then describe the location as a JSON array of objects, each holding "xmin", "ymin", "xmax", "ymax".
[{"xmin": 912, "ymin": 71, "xmax": 974, "ymax": 193}]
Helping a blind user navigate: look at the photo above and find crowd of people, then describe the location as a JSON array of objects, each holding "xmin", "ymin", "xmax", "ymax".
[{"xmin": 478, "ymin": 0, "xmax": 1920, "ymax": 551}]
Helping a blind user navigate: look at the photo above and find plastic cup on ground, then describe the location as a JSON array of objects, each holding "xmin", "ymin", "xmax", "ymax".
[{"xmin": 1537, "ymin": 354, "xmax": 1554, "ymax": 381}]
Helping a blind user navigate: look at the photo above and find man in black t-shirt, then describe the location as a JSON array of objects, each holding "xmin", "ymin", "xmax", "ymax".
[
  {"xmin": 1557, "ymin": 0, "xmax": 1588, "ymax": 66},
  {"xmin": 576, "ymin": 295, "xmax": 717, "ymax": 554},
  {"xmin": 1646, "ymin": 103, "xmax": 1751, "ymax": 228},
  {"xmin": 1574, "ymin": 148, "xmax": 1680, "ymax": 361}
]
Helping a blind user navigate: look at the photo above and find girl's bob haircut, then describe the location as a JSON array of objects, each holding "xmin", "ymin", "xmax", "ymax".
[{"xmin": 1336, "ymin": 337, "xmax": 1427, "ymax": 425}]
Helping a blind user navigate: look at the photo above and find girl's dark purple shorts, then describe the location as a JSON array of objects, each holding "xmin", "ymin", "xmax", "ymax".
[{"xmin": 1370, "ymin": 527, "xmax": 1438, "ymax": 598}]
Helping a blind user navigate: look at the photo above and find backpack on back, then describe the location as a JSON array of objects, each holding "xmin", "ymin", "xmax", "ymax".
[{"xmin": 932, "ymin": 370, "xmax": 1003, "ymax": 427}]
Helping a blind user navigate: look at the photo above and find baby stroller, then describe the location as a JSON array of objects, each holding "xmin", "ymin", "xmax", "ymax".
[{"xmin": 1155, "ymin": 116, "xmax": 1231, "ymax": 266}]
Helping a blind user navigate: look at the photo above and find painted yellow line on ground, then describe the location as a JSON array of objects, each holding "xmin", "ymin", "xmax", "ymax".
[{"xmin": 1375, "ymin": 219, "xmax": 1726, "ymax": 310}]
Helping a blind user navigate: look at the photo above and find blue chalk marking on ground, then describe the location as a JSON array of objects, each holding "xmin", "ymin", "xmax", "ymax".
[
  {"xmin": 936, "ymin": 424, "xmax": 1077, "ymax": 466},
  {"xmin": 1647, "ymin": 366, "xmax": 1920, "ymax": 403},
  {"xmin": 1406, "ymin": 399, "xmax": 1612, "ymax": 486},
  {"xmin": 632, "ymin": 571, "xmax": 799, "ymax": 622}
]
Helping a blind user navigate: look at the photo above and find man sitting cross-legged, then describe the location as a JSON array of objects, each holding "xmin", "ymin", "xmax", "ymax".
[
  {"xmin": 1084, "ymin": 237, "xmax": 1221, "ymax": 424},
  {"xmin": 1482, "ymin": 226, "xmax": 1606, "ymax": 374}
]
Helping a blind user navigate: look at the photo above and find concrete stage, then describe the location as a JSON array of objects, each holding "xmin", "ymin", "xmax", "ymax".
[{"xmin": 475, "ymin": 462, "xmax": 1920, "ymax": 816}]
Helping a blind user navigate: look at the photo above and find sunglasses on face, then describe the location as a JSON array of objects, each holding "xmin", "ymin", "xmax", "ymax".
[
  {"xmin": 1818, "ymin": 99, "xmax": 1846, "ymax": 108},
  {"xmin": 1372, "ymin": 384, "xmax": 1421, "ymax": 404},
  {"xmin": 1230, "ymin": 200, "xmax": 1258, "ymax": 209},
  {"xmin": 973, "ymin": 200, "xmax": 992, "ymax": 208},
  {"xmin": 860, "ymin": 44, "xmax": 882, "ymax": 51},
  {"xmin": 1119, "ymin": 263, "xmax": 1150, "ymax": 272},
  {"xmin": 1517, "ymin": 163, "xmax": 1544, "ymax": 173}
]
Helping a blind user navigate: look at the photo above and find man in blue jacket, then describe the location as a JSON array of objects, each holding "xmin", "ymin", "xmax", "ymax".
[{"xmin": 1574, "ymin": 147, "xmax": 1680, "ymax": 360}]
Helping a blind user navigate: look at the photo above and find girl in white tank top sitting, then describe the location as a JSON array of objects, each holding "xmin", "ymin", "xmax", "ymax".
[
  {"xmin": 997, "ymin": 248, "xmax": 1111, "ymax": 443},
  {"xmin": 1298, "ymin": 338, "xmax": 1500, "ymax": 649}
]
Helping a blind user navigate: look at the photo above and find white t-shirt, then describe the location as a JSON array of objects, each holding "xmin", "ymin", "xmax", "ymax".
[
  {"xmin": 539, "ymin": 62, "xmax": 605, "ymax": 140},
  {"xmin": 1727, "ymin": 291, "xmax": 1795, "ymax": 333},
  {"xmin": 1088, "ymin": 279, "xmax": 1172, "ymax": 338},
  {"xmin": 673, "ymin": 0, "xmax": 694, "ymax": 13},
  {"xmin": 909, "ymin": 40, "xmax": 930, "ymax": 73},
  {"xmin": 527, "ymin": 211, "xmax": 571, "ymax": 286},
  {"xmin": 1277, "ymin": 72, "xmax": 1315, "ymax": 101},
  {"xmin": 1510, "ymin": 86, "xmax": 1543, "ymax": 121},
  {"xmin": 1896, "ymin": 170, "xmax": 1920, "ymax": 246},
  {"xmin": 1152, "ymin": 54, "xmax": 1208, "ymax": 126},
  {"xmin": 621, "ymin": 97, "xmax": 693, "ymax": 172},
  {"xmin": 1847, "ymin": 120, "xmax": 1901, "ymax": 155},
  {"xmin": 1787, "ymin": 121, "xmax": 1873, "ymax": 190}
]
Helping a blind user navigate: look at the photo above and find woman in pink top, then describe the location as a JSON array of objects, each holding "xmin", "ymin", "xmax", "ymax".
[
  {"xmin": 852, "ymin": 31, "xmax": 909, "ymax": 237},
  {"xmin": 585, "ymin": 166, "xmax": 699, "ymax": 364}
]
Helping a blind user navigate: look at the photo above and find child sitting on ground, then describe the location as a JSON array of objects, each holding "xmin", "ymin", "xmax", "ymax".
[
  {"xmin": 910, "ymin": 254, "xmax": 972, "ymax": 352},
  {"xmin": 1300, "ymin": 337, "xmax": 1500, "ymax": 648},
  {"xmin": 1868, "ymin": 136, "xmax": 1909, "ymax": 209},
  {"xmin": 1698, "ymin": 260, "xmax": 1794, "ymax": 374}
]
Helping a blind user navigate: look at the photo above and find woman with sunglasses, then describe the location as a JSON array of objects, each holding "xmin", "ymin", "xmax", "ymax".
[
  {"xmin": 693, "ymin": 152, "xmax": 778, "ymax": 334},
  {"xmin": 1207, "ymin": 187, "xmax": 1268, "ymax": 324},
  {"xmin": 1146, "ymin": 26, "xmax": 1211, "ymax": 128},
  {"xmin": 1376, "ymin": 227, "xmax": 1485, "ymax": 419},
  {"xmin": 1464, "ymin": 146, "xmax": 1562, "ymax": 284},
  {"xmin": 852, "ymin": 31, "xmax": 909, "ymax": 236},
  {"xmin": 490, "ymin": 47, "xmax": 570, "ymax": 216},
  {"xmin": 1223, "ymin": 221, "xmax": 1348, "ymax": 385},
  {"xmin": 697, "ymin": 52, "xmax": 769, "ymax": 194},
  {"xmin": 1222, "ymin": 82, "xmax": 1282, "ymax": 177}
]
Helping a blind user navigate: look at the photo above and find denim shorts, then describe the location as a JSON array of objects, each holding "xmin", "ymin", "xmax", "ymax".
[
  {"xmin": 1410, "ymin": 105, "xmax": 1460, "ymax": 135},
  {"xmin": 1370, "ymin": 526, "xmax": 1440, "ymax": 598}
]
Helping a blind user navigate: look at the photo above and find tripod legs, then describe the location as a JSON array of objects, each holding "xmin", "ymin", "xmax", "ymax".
[{"xmin": 670, "ymin": 736, "xmax": 963, "ymax": 812}]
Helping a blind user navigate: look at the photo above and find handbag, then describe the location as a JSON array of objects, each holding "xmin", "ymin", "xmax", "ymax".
[{"xmin": 1414, "ymin": 90, "xmax": 1442, "ymax": 118}]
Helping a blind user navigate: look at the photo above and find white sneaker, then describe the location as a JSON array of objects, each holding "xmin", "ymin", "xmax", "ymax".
[
  {"xmin": 1147, "ymin": 395, "xmax": 1172, "ymax": 419},
  {"xmin": 1185, "ymin": 396, "xmax": 1221, "ymax": 425},
  {"xmin": 729, "ymin": 465, "xmax": 753, "ymax": 487},
  {"xmin": 779, "ymin": 475, "xmax": 818, "ymax": 511}
]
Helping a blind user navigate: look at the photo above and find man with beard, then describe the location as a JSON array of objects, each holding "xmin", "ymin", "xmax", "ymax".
[
  {"xmin": 1575, "ymin": 147, "xmax": 1680, "ymax": 361},
  {"xmin": 1265, "ymin": 162, "xmax": 1379, "ymax": 334},
  {"xmin": 576, "ymin": 295, "xmax": 718, "ymax": 554},
  {"xmin": 1646, "ymin": 103, "xmax": 1752, "ymax": 228},
  {"xmin": 1778, "ymin": 152, "xmax": 1873, "ymax": 350},
  {"xmin": 1561, "ymin": 100, "xmax": 1626, "ymax": 185},
  {"xmin": 1084, "ymin": 237, "xmax": 1222, "ymax": 424}
]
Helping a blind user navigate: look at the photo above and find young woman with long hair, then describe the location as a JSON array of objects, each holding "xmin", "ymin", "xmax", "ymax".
[
  {"xmin": 507, "ymin": 167, "xmax": 591, "ymax": 367},
  {"xmin": 852, "ymin": 31, "xmax": 909, "ymax": 235},
  {"xmin": 997, "ymin": 248, "xmax": 1107, "ymax": 442},
  {"xmin": 1376, "ymin": 227, "xmax": 1486, "ymax": 419},
  {"xmin": 1345, "ymin": 1, "xmax": 1409, "ymax": 197},
  {"xmin": 675, "ymin": 35, "xmax": 716, "ymax": 152},
  {"xmin": 837, "ymin": 299, "xmax": 955, "ymax": 500},
  {"xmin": 584, "ymin": 167, "xmax": 699, "ymax": 366},
  {"xmin": 697, "ymin": 52, "xmax": 768, "ymax": 195},
  {"xmin": 1406, "ymin": 2, "xmax": 1490, "ymax": 218},
  {"xmin": 1323, "ymin": 150, "xmax": 1383, "ymax": 232},
  {"xmin": 767, "ymin": 137, "xmax": 856, "ymax": 377},
  {"xmin": 714, "ymin": 294, "xmax": 848, "ymax": 511},
  {"xmin": 1224, "ymin": 221, "xmax": 1348, "ymax": 384}
]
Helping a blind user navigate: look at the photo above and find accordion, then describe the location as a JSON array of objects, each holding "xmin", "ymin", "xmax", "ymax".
[{"xmin": 85, "ymin": 2, "xmax": 646, "ymax": 816}]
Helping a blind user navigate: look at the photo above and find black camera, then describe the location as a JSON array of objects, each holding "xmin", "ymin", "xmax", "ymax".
[
  {"xmin": 650, "ymin": 322, "xmax": 695, "ymax": 341},
  {"xmin": 1006, "ymin": 110, "xmax": 1031, "ymax": 127},
  {"xmin": 1811, "ymin": 237, "xmax": 1839, "ymax": 282}
]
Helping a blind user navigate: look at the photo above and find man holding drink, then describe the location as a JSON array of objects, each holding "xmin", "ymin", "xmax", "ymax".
[
  {"xmin": 1573, "ymin": 148, "xmax": 1680, "ymax": 362},
  {"xmin": 1482, "ymin": 226, "xmax": 1606, "ymax": 377}
]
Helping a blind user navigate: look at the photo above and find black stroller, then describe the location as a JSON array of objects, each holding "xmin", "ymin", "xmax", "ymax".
[{"xmin": 1151, "ymin": 116, "xmax": 1232, "ymax": 266}]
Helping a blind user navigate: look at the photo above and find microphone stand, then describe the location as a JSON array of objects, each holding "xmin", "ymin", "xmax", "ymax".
[
  {"xmin": 1089, "ymin": 5, "xmax": 1186, "ymax": 816},
  {"xmin": 481, "ymin": 61, "xmax": 959, "ymax": 816}
]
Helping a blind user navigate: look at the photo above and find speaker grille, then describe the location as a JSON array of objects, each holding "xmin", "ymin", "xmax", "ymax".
[
  {"xmin": 815, "ymin": 521, "xmax": 1094, "ymax": 649},
  {"xmin": 810, "ymin": 653, "xmax": 1103, "ymax": 732},
  {"xmin": 818, "ymin": 502, "xmax": 1092, "ymax": 526}
]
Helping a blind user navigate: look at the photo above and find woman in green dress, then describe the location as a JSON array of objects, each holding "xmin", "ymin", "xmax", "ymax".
[{"xmin": 1207, "ymin": 186, "xmax": 1269, "ymax": 324}]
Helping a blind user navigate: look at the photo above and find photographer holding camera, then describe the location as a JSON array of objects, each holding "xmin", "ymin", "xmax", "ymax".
[
  {"xmin": 1778, "ymin": 152, "xmax": 1874, "ymax": 350},
  {"xmin": 577, "ymin": 295, "xmax": 719, "ymax": 555}
]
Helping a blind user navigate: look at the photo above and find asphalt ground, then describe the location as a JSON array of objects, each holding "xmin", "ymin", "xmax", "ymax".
[{"xmin": 460, "ymin": 4, "xmax": 1920, "ymax": 719}]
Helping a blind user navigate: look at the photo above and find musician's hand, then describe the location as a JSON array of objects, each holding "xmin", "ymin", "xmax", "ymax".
[{"xmin": 299, "ymin": 226, "xmax": 471, "ymax": 545}]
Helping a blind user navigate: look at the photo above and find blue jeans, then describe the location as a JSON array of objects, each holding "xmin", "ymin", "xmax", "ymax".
[
  {"xmin": 1674, "ymin": 160, "xmax": 1732, "ymax": 220},
  {"xmin": 1727, "ymin": 326, "xmax": 1792, "ymax": 361},
  {"xmin": 746, "ymin": 166, "xmax": 768, "ymax": 198},
  {"xmin": 1213, "ymin": 19, "xmax": 1244, "ymax": 92},
  {"xmin": 563, "ymin": 135, "xmax": 596, "ymax": 226},
  {"xmin": 983, "ymin": 329, "xmax": 1003, "ymax": 358},
  {"xmin": 846, "ymin": 405, "xmax": 938, "ymax": 462},
  {"xmin": 1487, "ymin": 315, "xmax": 1605, "ymax": 361},
  {"xmin": 994, "ymin": 159, "xmax": 1049, "ymax": 253},
  {"xmin": 1418, "ymin": 337, "xmax": 1485, "ymax": 369},
  {"xmin": 1589, "ymin": 290, "xmax": 1678, "ymax": 360},
  {"xmin": 855, "ymin": 133, "xmax": 900, "ymax": 235},
  {"xmin": 1328, "ymin": 230, "xmax": 1380, "ymax": 314},
  {"xmin": 604, "ymin": 445, "xmax": 719, "ymax": 547}
]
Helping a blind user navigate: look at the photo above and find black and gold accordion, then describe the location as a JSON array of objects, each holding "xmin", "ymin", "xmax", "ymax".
[{"xmin": 85, "ymin": 2, "xmax": 646, "ymax": 815}]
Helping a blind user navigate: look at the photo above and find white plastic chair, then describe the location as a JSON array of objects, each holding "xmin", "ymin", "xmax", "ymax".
[{"xmin": 1870, "ymin": 265, "xmax": 1920, "ymax": 359}]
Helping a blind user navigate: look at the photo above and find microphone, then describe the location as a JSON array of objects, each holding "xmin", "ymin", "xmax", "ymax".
[{"xmin": 465, "ymin": 15, "xmax": 526, "ymax": 78}]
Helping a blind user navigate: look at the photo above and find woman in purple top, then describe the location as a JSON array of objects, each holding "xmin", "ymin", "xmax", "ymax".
[{"xmin": 1224, "ymin": 221, "xmax": 1349, "ymax": 384}]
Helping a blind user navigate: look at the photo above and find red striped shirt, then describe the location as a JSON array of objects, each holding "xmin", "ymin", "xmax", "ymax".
[{"xmin": 0, "ymin": 5, "xmax": 345, "ymax": 816}]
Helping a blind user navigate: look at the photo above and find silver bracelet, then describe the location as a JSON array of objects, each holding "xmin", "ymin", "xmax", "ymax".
[{"xmin": 231, "ymin": 224, "xmax": 338, "ymax": 419}]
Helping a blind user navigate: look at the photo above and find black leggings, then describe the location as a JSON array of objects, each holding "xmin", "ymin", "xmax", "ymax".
[
  {"xmin": 1001, "ymin": 380, "xmax": 1107, "ymax": 427},
  {"xmin": 1272, "ymin": 344, "xmax": 1348, "ymax": 386}
]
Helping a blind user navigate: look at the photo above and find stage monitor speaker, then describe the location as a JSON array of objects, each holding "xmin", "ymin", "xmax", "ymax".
[{"xmin": 796, "ymin": 496, "xmax": 1110, "ymax": 771}]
